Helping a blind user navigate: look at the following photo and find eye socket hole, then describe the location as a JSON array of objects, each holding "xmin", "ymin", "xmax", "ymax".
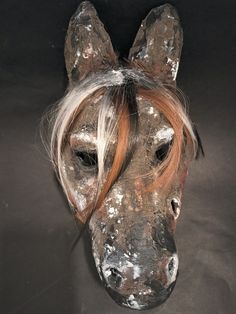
[
  {"xmin": 155, "ymin": 142, "xmax": 171, "ymax": 162},
  {"xmin": 75, "ymin": 150, "xmax": 98, "ymax": 167}
]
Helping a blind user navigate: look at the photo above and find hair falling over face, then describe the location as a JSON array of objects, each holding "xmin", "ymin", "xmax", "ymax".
[{"xmin": 43, "ymin": 69, "xmax": 202, "ymax": 223}]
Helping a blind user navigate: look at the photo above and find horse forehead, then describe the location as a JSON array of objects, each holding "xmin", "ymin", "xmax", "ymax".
[{"xmin": 70, "ymin": 96, "xmax": 167, "ymax": 135}]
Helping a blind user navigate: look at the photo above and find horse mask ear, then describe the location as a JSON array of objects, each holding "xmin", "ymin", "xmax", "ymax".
[
  {"xmin": 64, "ymin": 1, "xmax": 118, "ymax": 83},
  {"xmin": 128, "ymin": 4, "xmax": 183, "ymax": 86}
]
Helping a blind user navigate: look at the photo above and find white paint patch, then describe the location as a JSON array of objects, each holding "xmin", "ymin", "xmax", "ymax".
[
  {"xmin": 133, "ymin": 265, "xmax": 141, "ymax": 279},
  {"xmin": 136, "ymin": 95, "xmax": 143, "ymax": 101},
  {"xmin": 103, "ymin": 266, "xmax": 112, "ymax": 278},
  {"xmin": 111, "ymin": 70, "xmax": 125, "ymax": 85},
  {"xmin": 86, "ymin": 177, "xmax": 96, "ymax": 186},
  {"xmin": 154, "ymin": 126, "xmax": 174, "ymax": 144},
  {"xmin": 113, "ymin": 188, "xmax": 124, "ymax": 205},
  {"xmin": 141, "ymin": 104, "xmax": 159, "ymax": 118},
  {"xmin": 105, "ymin": 243, "xmax": 115, "ymax": 254},
  {"xmin": 148, "ymin": 106, "xmax": 154, "ymax": 115},
  {"xmin": 167, "ymin": 57, "xmax": 179, "ymax": 81},
  {"xmin": 116, "ymin": 194, "xmax": 123, "ymax": 204},
  {"xmin": 71, "ymin": 190, "xmax": 87, "ymax": 212},
  {"xmin": 126, "ymin": 261, "xmax": 134, "ymax": 268},
  {"xmin": 107, "ymin": 207, "xmax": 118, "ymax": 218},
  {"xmin": 70, "ymin": 132, "xmax": 97, "ymax": 145},
  {"xmin": 127, "ymin": 295, "xmax": 143, "ymax": 310},
  {"xmin": 163, "ymin": 39, "xmax": 169, "ymax": 50},
  {"xmin": 149, "ymin": 38, "xmax": 154, "ymax": 46},
  {"xmin": 84, "ymin": 24, "xmax": 92, "ymax": 31},
  {"xmin": 138, "ymin": 288, "xmax": 152, "ymax": 296}
]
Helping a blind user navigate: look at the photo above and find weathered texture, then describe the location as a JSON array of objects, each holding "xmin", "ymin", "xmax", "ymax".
[
  {"xmin": 61, "ymin": 1, "xmax": 189, "ymax": 311},
  {"xmin": 62, "ymin": 90, "xmax": 184, "ymax": 310},
  {"xmin": 64, "ymin": 1, "xmax": 117, "ymax": 84},
  {"xmin": 128, "ymin": 4, "xmax": 183, "ymax": 86}
]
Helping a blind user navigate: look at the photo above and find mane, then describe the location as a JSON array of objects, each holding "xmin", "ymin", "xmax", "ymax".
[{"xmin": 43, "ymin": 68, "xmax": 200, "ymax": 223}]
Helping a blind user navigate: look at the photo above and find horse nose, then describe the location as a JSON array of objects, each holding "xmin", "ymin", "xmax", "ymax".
[{"xmin": 100, "ymin": 253, "xmax": 179, "ymax": 310}]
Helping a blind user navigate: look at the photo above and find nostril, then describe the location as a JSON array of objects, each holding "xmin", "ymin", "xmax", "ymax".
[
  {"xmin": 109, "ymin": 267, "xmax": 122, "ymax": 288},
  {"xmin": 168, "ymin": 258, "xmax": 174, "ymax": 274},
  {"xmin": 166, "ymin": 254, "xmax": 179, "ymax": 284},
  {"xmin": 171, "ymin": 199, "xmax": 180, "ymax": 218},
  {"xmin": 110, "ymin": 267, "xmax": 119, "ymax": 277}
]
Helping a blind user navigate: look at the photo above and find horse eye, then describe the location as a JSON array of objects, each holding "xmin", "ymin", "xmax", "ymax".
[
  {"xmin": 75, "ymin": 150, "xmax": 98, "ymax": 167},
  {"xmin": 155, "ymin": 142, "xmax": 171, "ymax": 162}
]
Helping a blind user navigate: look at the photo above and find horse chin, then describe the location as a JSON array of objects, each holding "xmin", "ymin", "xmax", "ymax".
[{"xmin": 105, "ymin": 278, "xmax": 178, "ymax": 310}]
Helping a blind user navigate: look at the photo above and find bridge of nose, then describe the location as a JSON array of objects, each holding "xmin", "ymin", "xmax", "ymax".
[
  {"xmin": 90, "ymin": 188, "xmax": 179, "ymax": 309},
  {"xmin": 114, "ymin": 97, "xmax": 172, "ymax": 182}
]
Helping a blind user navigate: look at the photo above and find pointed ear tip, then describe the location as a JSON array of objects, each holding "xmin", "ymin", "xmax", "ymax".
[
  {"xmin": 160, "ymin": 3, "xmax": 177, "ymax": 8},
  {"xmin": 158, "ymin": 3, "xmax": 178, "ymax": 11},
  {"xmin": 151, "ymin": 3, "xmax": 180, "ymax": 19},
  {"xmin": 76, "ymin": 1, "xmax": 97, "ymax": 15},
  {"xmin": 79, "ymin": 0, "xmax": 95, "ymax": 9}
]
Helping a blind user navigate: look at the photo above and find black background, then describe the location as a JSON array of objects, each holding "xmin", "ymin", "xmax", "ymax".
[{"xmin": 1, "ymin": 0, "xmax": 236, "ymax": 313}]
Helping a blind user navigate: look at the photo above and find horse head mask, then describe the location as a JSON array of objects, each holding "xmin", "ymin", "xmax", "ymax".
[{"xmin": 45, "ymin": 1, "xmax": 203, "ymax": 310}]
